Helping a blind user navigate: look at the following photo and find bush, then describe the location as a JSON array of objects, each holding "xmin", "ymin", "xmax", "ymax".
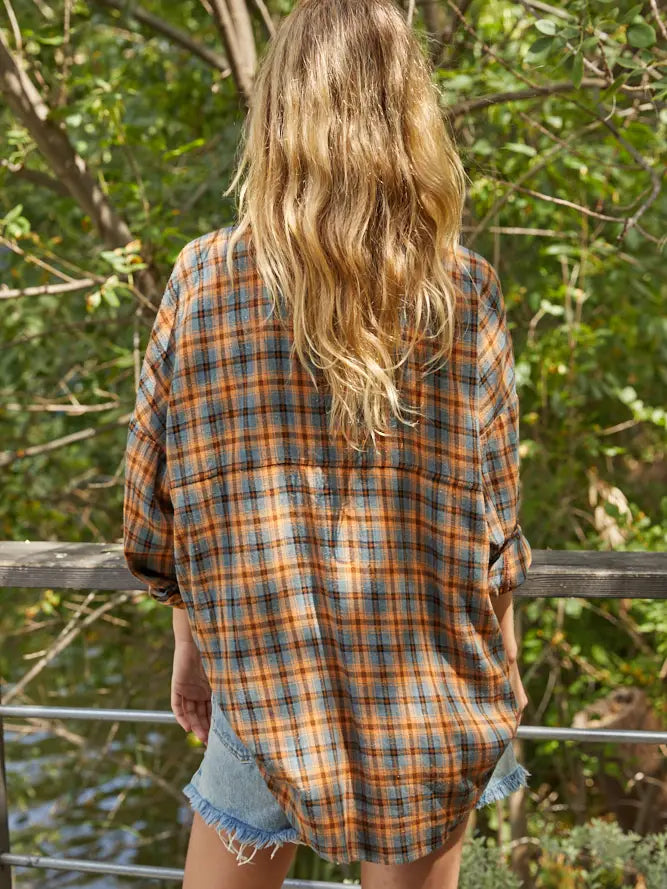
[
  {"xmin": 458, "ymin": 818, "xmax": 667, "ymax": 889},
  {"xmin": 536, "ymin": 818, "xmax": 667, "ymax": 889}
]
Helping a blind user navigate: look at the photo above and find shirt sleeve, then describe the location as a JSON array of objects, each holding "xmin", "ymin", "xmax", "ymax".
[
  {"xmin": 122, "ymin": 251, "xmax": 186, "ymax": 609},
  {"xmin": 477, "ymin": 262, "xmax": 532, "ymax": 597}
]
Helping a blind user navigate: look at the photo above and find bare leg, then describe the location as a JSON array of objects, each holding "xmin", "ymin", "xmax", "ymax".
[
  {"xmin": 182, "ymin": 811, "xmax": 299, "ymax": 889},
  {"xmin": 361, "ymin": 810, "xmax": 471, "ymax": 889}
]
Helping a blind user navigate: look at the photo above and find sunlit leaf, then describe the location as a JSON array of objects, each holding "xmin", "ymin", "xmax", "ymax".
[
  {"xmin": 627, "ymin": 22, "xmax": 656, "ymax": 47},
  {"xmin": 535, "ymin": 18, "xmax": 557, "ymax": 35}
]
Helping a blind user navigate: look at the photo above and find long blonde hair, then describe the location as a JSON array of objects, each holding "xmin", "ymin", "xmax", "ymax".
[{"xmin": 224, "ymin": 0, "xmax": 468, "ymax": 452}]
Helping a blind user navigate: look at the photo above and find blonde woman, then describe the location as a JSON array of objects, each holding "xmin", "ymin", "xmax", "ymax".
[{"xmin": 123, "ymin": 1, "xmax": 532, "ymax": 887}]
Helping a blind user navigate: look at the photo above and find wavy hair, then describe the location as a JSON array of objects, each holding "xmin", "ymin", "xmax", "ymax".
[{"xmin": 224, "ymin": 0, "xmax": 468, "ymax": 452}]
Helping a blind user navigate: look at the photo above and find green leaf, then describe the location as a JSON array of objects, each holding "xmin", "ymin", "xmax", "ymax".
[
  {"xmin": 3, "ymin": 204, "xmax": 24, "ymax": 224},
  {"xmin": 115, "ymin": 353, "xmax": 136, "ymax": 369},
  {"xmin": 564, "ymin": 599, "xmax": 583, "ymax": 618},
  {"xmin": 620, "ymin": 4, "xmax": 644, "ymax": 23},
  {"xmin": 504, "ymin": 142, "xmax": 537, "ymax": 156},
  {"xmin": 99, "ymin": 251, "xmax": 146, "ymax": 276},
  {"xmin": 572, "ymin": 52, "xmax": 584, "ymax": 88},
  {"xmin": 162, "ymin": 137, "xmax": 206, "ymax": 162},
  {"xmin": 592, "ymin": 644, "xmax": 611, "ymax": 666},
  {"xmin": 101, "ymin": 286, "xmax": 120, "ymax": 308},
  {"xmin": 1, "ymin": 203, "xmax": 30, "ymax": 237},
  {"xmin": 36, "ymin": 35, "xmax": 65, "ymax": 45},
  {"xmin": 535, "ymin": 18, "xmax": 557, "ymax": 36},
  {"xmin": 599, "ymin": 71, "xmax": 631, "ymax": 98},
  {"xmin": 444, "ymin": 76, "xmax": 474, "ymax": 92},
  {"xmin": 627, "ymin": 22, "xmax": 656, "ymax": 48},
  {"xmin": 135, "ymin": 597, "xmax": 157, "ymax": 614},
  {"xmin": 528, "ymin": 36, "xmax": 555, "ymax": 55},
  {"xmin": 470, "ymin": 138, "xmax": 493, "ymax": 155}
]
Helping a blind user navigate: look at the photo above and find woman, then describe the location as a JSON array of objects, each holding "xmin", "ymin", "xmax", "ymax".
[{"xmin": 123, "ymin": 1, "xmax": 532, "ymax": 887}]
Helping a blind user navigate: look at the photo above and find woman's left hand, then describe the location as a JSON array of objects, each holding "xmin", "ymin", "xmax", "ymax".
[{"xmin": 171, "ymin": 641, "xmax": 211, "ymax": 745}]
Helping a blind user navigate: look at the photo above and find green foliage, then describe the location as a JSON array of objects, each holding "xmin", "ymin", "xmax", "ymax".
[
  {"xmin": 536, "ymin": 818, "xmax": 667, "ymax": 889},
  {"xmin": 459, "ymin": 834, "xmax": 523, "ymax": 889}
]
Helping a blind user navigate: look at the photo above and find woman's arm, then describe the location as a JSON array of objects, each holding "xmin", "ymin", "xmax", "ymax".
[
  {"xmin": 173, "ymin": 606, "xmax": 198, "ymax": 649},
  {"xmin": 171, "ymin": 607, "xmax": 211, "ymax": 744},
  {"xmin": 490, "ymin": 590, "xmax": 518, "ymax": 664}
]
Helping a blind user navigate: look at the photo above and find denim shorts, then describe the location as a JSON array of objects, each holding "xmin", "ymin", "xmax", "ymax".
[{"xmin": 182, "ymin": 697, "xmax": 531, "ymax": 866}]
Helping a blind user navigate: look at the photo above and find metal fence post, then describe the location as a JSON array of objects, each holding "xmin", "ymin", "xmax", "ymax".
[{"xmin": 0, "ymin": 681, "xmax": 12, "ymax": 889}]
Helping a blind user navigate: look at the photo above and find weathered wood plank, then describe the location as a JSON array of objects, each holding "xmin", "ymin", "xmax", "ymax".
[{"xmin": 0, "ymin": 542, "xmax": 664, "ymax": 598}]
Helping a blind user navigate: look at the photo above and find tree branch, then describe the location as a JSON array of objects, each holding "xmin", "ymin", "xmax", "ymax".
[
  {"xmin": 445, "ymin": 78, "xmax": 607, "ymax": 117},
  {"xmin": 90, "ymin": 0, "xmax": 231, "ymax": 74},
  {"xmin": 416, "ymin": 0, "xmax": 447, "ymax": 66},
  {"xmin": 5, "ymin": 399, "xmax": 120, "ymax": 414},
  {"xmin": 250, "ymin": 0, "xmax": 275, "ymax": 38},
  {"xmin": 0, "ymin": 412, "xmax": 133, "ymax": 468},
  {"xmin": 1, "ymin": 158, "xmax": 70, "ymax": 195},
  {"xmin": 4, "ymin": 591, "xmax": 131, "ymax": 703},
  {"xmin": 0, "ymin": 278, "xmax": 97, "ymax": 299},
  {"xmin": 205, "ymin": 0, "xmax": 256, "ymax": 108},
  {"xmin": 437, "ymin": 0, "xmax": 474, "ymax": 68}
]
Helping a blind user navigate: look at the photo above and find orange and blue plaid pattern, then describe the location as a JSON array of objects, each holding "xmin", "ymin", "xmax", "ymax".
[{"xmin": 123, "ymin": 226, "xmax": 532, "ymax": 865}]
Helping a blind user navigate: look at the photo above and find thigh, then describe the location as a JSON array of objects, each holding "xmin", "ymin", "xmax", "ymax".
[
  {"xmin": 183, "ymin": 811, "xmax": 298, "ymax": 889},
  {"xmin": 361, "ymin": 810, "xmax": 471, "ymax": 889}
]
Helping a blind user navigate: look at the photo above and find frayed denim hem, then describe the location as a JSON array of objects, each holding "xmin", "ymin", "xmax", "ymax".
[
  {"xmin": 182, "ymin": 781, "xmax": 302, "ymax": 866},
  {"xmin": 475, "ymin": 763, "xmax": 531, "ymax": 808}
]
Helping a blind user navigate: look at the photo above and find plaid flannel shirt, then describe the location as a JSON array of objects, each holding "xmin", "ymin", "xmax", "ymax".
[{"xmin": 123, "ymin": 225, "xmax": 532, "ymax": 865}]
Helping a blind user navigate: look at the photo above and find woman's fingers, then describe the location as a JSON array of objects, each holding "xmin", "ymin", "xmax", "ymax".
[
  {"xmin": 172, "ymin": 693, "xmax": 191, "ymax": 733},
  {"xmin": 198, "ymin": 699, "xmax": 211, "ymax": 744},
  {"xmin": 183, "ymin": 696, "xmax": 209, "ymax": 745},
  {"xmin": 172, "ymin": 693, "xmax": 212, "ymax": 744}
]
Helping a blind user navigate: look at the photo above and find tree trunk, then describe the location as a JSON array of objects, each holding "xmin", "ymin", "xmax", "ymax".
[{"xmin": 206, "ymin": 0, "xmax": 257, "ymax": 108}]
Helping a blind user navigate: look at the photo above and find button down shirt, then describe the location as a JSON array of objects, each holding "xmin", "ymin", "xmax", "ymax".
[{"xmin": 123, "ymin": 225, "xmax": 532, "ymax": 865}]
